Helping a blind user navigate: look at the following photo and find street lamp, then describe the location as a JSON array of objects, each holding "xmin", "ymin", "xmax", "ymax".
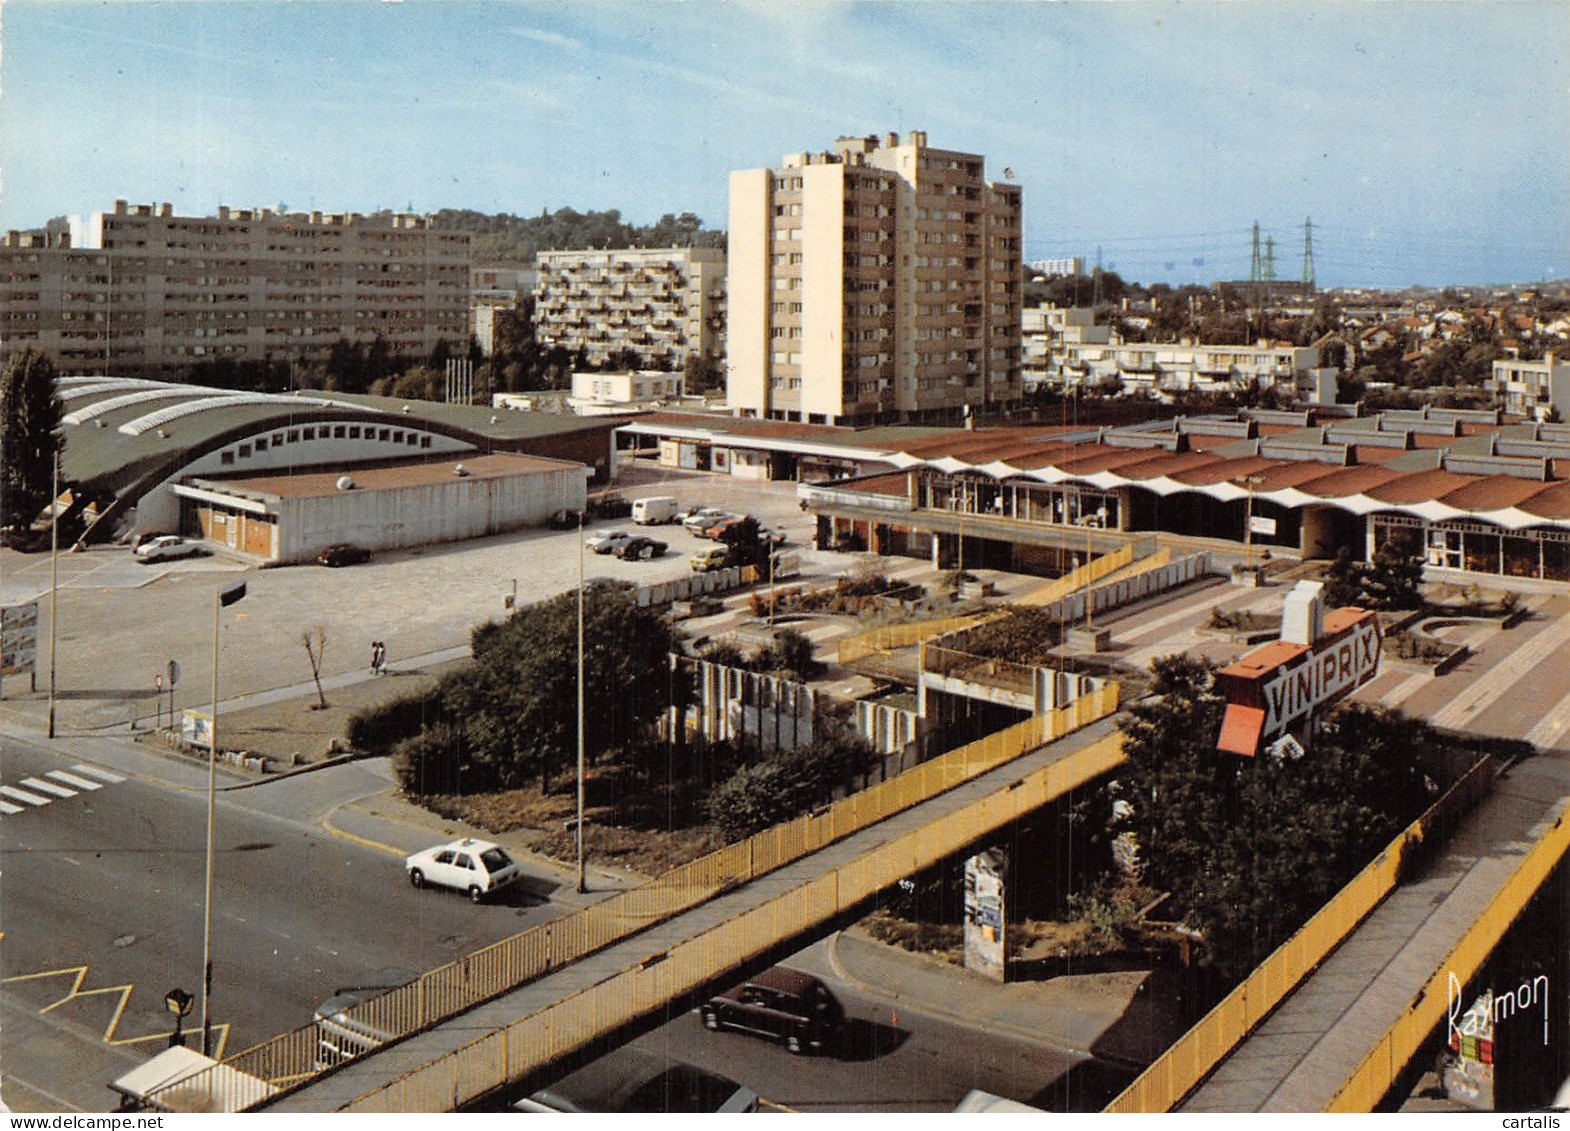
[
  {"xmin": 165, "ymin": 987, "xmax": 194, "ymax": 1049},
  {"xmin": 1235, "ymin": 473, "xmax": 1268, "ymax": 567},
  {"xmin": 202, "ymin": 578, "xmax": 246, "ymax": 1056},
  {"xmin": 576, "ymin": 511, "xmax": 587, "ymax": 895}
]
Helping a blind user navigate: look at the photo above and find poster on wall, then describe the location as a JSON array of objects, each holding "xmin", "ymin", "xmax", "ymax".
[
  {"xmin": 1, "ymin": 601, "xmax": 39, "ymax": 678},
  {"xmin": 964, "ymin": 848, "xmax": 1008, "ymax": 982}
]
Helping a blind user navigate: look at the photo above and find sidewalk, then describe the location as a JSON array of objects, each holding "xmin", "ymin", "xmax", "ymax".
[{"xmin": 823, "ymin": 927, "xmax": 1176, "ymax": 1069}]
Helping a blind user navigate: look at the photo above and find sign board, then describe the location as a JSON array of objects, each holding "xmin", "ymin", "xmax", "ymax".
[
  {"xmin": 963, "ymin": 848, "xmax": 1008, "ymax": 982},
  {"xmin": 1442, "ymin": 990, "xmax": 1495, "ymax": 1110},
  {"xmin": 1249, "ymin": 515, "xmax": 1277, "ymax": 537},
  {"xmin": 1, "ymin": 601, "xmax": 39, "ymax": 677},
  {"xmin": 168, "ymin": 659, "xmax": 181, "ymax": 687},
  {"xmin": 182, "ymin": 709, "xmax": 213, "ymax": 748},
  {"xmin": 1258, "ymin": 618, "xmax": 1381, "ymax": 737}
]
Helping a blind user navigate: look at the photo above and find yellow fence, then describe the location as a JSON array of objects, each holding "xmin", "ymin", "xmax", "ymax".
[
  {"xmin": 155, "ymin": 683, "xmax": 1122, "ymax": 1112},
  {"xmin": 1326, "ymin": 785, "xmax": 1570, "ymax": 1111},
  {"xmin": 1103, "ymin": 755, "xmax": 1497, "ymax": 1114},
  {"xmin": 342, "ymin": 725, "xmax": 1130, "ymax": 1112},
  {"xmin": 1016, "ymin": 542, "xmax": 1136, "ymax": 607},
  {"xmin": 836, "ymin": 611, "xmax": 996, "ymax": 665}
]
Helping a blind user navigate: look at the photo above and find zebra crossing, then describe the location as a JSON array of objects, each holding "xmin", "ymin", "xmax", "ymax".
[{"xmin": 0, "ymin": 763, "xmax": 125, "ymax": 816}]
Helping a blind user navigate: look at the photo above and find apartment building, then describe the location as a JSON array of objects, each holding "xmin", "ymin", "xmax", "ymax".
[
  {"xmin": 471, "ymin": 265, "xmax": 536, "ymax": 355},
  {"xmin": 1493, "ymin": 352, "xmax": 1570, "ymax": 422},
  {"xmin": 1021, "ymin": 304, "xmax": 1111, "ymax": 385},
  {"xmin": 533, "ymin": 246, "xmax": 725, "ymax": 370},
  {"xmin": 726, "ymin": 130, "xmax": 1023, "ymax": 426},
  {"xmin": 1043, "ymin": 333, "xmax": 1333, "ymax": 402},
  {"xmin": 0, "ymin": 200, "xmax": 470, "ymax": 377}
]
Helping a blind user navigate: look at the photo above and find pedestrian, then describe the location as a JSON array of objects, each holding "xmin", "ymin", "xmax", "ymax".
[
  {"xmin": 375, "ymin": 641, "xmax": 388, "ymax": 676},
  {"xmin": 370, "ymin": 640, "xmax": 381, "ymax": 676}
]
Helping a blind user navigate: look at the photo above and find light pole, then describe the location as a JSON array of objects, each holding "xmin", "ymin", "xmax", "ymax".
[
  {"xmin": 576, "ymin": 511, "xmax": 587, "ymax": 895},
  {"xmin": 47, "ymin": 449, "xmax": 59, "ymax": 739},
  {"xmin": 165, "ymin": 987, "xmax": 193, "ymax": 1049},
  {"xmin": 202, "ymin": 578, "xmax": 247, "ymax": 1056},
  {"xmin": 1235, "ymin": 473, "xmax": 1267, "ymax": 567}
]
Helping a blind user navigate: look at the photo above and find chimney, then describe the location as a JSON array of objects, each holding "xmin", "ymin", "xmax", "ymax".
[
  {"xmin": 1281, "ymin": 580, "xmax": 1325, "ymax": 645},
  {"xmin": 218, "ymin": 206, "xmax": 230, "ymax": 220},
  {"xmin": 160, "ymin": 203, "xmax": 172, "ymax": 217}
]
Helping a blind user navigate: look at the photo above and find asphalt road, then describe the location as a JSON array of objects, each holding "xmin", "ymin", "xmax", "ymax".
[
  {"xmin": 511, "ymin": 944, "xmax": 1131, "ymax": 1114},
  {"xmin": 0, "ymin": 732, "xmax": 562, "ymax": 1112}
]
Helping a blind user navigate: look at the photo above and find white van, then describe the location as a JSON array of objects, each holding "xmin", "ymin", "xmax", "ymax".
[{"xmin": 632, "ymin": 496, "xmax": 679, "ymax": 525}]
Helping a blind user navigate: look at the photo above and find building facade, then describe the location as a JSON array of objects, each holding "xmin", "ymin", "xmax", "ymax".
[
  {"xmin": 471, "ymin": 265, "xmax": 537, "ymax": 355},
  {"xmin": 0, "ymin": 201, "xmax": 470, "ymax": 377},
  {"xmin": 1042, "ymin": 333, "xmax": 1334, "ymax": 402},
  {"xmin": 1493, "ymin": 352, "xmax": 1570, "ymax": 422},
  {"xmin": 726, "ymin": 130, "xmax": 1023, "ymax": 426},
  {"xmin": 533, "ymin": 246, "xmax": 725, "ymax": 370}
]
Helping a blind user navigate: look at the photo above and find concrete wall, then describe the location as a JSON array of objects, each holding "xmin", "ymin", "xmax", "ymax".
[
  {"xmin": 725, "ymin": 169, "xmax": 772, "ymax": 417},
  {"xmin": 274, "ymin": 464, "xmax": 587, "ymax": 563}
]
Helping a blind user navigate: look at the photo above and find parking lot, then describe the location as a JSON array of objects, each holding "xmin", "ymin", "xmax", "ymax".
[{"xmin": 0, "ymin": 467, "xmax": 868, "ymax": 733}]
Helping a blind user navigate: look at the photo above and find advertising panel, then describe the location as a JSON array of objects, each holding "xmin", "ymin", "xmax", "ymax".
[
  {"xmin": 1, "ymin": 601, "xmax": 39, "ymax": 677},
  {"xmin": 963, "ymin": 848, "xmax": 1008, "ymax": 982}
]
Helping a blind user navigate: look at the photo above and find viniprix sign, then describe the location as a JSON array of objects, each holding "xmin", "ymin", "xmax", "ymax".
[{"xmin": 1259, "ymin": 617, "xmax": 1382, "ymax": 737}]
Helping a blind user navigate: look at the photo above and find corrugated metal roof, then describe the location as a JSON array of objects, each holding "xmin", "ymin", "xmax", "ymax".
[{"xmin": 192, "ymin": 452, "xmax": 577, "ymax": 501}]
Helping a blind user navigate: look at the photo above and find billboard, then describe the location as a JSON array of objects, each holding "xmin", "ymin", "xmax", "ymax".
[
  {"xmin": 1258, "ymin": 617, "xmax": 1382, "ymax": 737},
  {"xmin": 963, "ymin": 848, "xmax": 1008, "ymax": 982},
  {"xmin": 1, "ymin": 601, "xmax": 39, "ymax": 677},
  {"xmin": 182, "ymin": 709, "xmax": 213, "ymax": 748}
]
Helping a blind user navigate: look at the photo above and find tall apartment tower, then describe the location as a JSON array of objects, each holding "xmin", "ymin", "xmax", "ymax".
[{"xmin": 727, "ymin": 130, "xmax": 1022, "ymax": 425}]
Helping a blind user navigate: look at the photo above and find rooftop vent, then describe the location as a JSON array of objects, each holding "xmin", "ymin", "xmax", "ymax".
[
  {"xmin": 335, "ymin": 475, "xmax": 354, "ymax": 492},
  {"xmin": 453, "ymin": 464, "xmax": 470, "ymax": 477}
]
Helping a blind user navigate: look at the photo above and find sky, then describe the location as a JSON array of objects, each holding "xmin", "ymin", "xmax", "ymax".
[{"xmin": 1, "ymin": 0, "xmax": 1565, "ymax": 290}]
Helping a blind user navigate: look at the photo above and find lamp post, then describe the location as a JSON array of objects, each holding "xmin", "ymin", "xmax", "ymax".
[
  {"xmin": 47, "ymin": 449, "xmax": 59, "ymax": 738},
  {"xmin": 1235, "ymin": 473, "xmax": 1267, "ymax": 567},
  {"xmin": 576, "ymin": 511, "xmax": 586, "ymax": 895},
  {"xmin": 165, "ymin": 987, "xmax": 194, "ymax": 1049},
  {"xmin": 201, "ymin": 578, "xmax": 246, "ymax": 1056}
]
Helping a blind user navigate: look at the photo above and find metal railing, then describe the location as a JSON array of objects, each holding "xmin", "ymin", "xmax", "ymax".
[
  {"xmin": 154, "ymin": 684, "xmax": 1122, "ymax": 1112},
  {"xmin": 836, "ymin": 612, "xmax": 995, "ymax": 665},
  {"xmin": 1103, "ymin": 754, "xmax": 1496, "ymax": 1114},
  {"xmin": 920, "ymin": 645, "xmax": 1037, "ymax": 695},
  {"xmin": 1016, "ymin": 542, "xmax": 1137, "ymax": 607},
  {"xmin": 342, "ymin": 724, "xmax": 1129, "ymax": 1112},
  {"xmin": 1326, "ymin": 772, "xmax": 1566, "ymax": 1111}
]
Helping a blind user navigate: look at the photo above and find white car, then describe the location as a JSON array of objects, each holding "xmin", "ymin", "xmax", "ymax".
[
  {"xmin": 585, "ymin": 529, "xmax": 634, "ymax": 555},
  {"xmin": 134, "ymin": 535, "xmax": 202, "ymax": 563},
  {"xmin": 405, "ymin": 838, "xmax": 520, "ymax": 903}
]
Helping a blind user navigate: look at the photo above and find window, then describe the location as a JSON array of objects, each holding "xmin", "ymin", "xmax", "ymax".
[
  {"xmin": 348, "ymin": 425, "xmax": 361, "ymax": 439},
  {"xmin": 238, "ymin": 443, "xmax": 252, "ymax": 458},
  {"xmin": 302, "ymin": 427, "xmax": 316, "ymax": 441},
  {"xmin": 287, "ymin": 430, "xmax": 299, "ymax": 443},
  {"xmin": 379, "ymin": 428, "xmax": 391, "ymax": 441},
  {"xmin": 419, "ymin": 435, "xmax": 432, "ymax": 449},
  {"xmin": 220, "ymin": 450, "xmax": 235, "ymax": 466},
  {"xmin": 333, "ymin": 425, "xmax": 347, "ymax": 438},
  {"xmin": 255, "ymin": 438, "xmax": 268, "ymax": 452}
]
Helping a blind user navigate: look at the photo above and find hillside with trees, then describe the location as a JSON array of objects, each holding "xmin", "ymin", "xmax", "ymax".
[{"xmin": 392, "ymin": 207, "xmax": 725, "ymax": 267}]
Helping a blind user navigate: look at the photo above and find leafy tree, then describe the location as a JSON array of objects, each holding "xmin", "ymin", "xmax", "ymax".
[
  {"xmin": 448, "ymin": 580, "xmax": 685, "ymax": 791},
  {"xmin": 1113, "ymin": 657, "xmax": 1438, "ymax": 974},
  {"xmin": 0, "ymin": 347, "xmax": 64, "ymax": 531},
  {"xmin": 717, "ymin": 515, "xmax": 767, "ymax": 568},
  {"xmin": 1363, "ymin": 529, "xmax": 1425, "ymax": 609},
  {"xmin": 1321, "ymin": 545, "xmax": 1365, "ymax": 607},
  {"xmin": 754, "ymin": 628, "xmax": 819, "ymax": 682},
  {"xmin": 706, "ymin": 734, "xmax": 877, "ymax": 842}
]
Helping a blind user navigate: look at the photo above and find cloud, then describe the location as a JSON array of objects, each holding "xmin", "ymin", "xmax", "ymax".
[
  {"xmin": 489, "ymin": 79, "xmax": 566, "ymax": 109},
  {"xmin": 506, "ymin": 26, "xmax": 582, "ymax": 51}
]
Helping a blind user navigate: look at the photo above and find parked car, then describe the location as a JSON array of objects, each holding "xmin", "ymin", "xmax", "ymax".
[
  {"xmin": 405, "ymin": 838, "xmax": 520, "ymax": 903},
  {"xmin": 681, "ymin": 508, "xmax": 731, "ymax": 535},
  {"xmin": 134, "ymin": 535, "xmax": 202, "ymax": 563},
  {"xmin": 701, "ymin": 516, "xmax": 747, "ymax": 540},
  {"xmin": 689, "ymin": 546, "xmax": 731, "ymax": 572},
  {"xmin": 585, "ymin": 529, "xmax": 634, "ymax": 555},
  {"xmin": 699, "ymin": 966, "xmax": 844, "ymax": 1055},
  {"xmin": 762, "ymin": 527, "xmax": 789, "ymax": 546},
  {"xmin": 317, "ymin": 543, "xmax": 371, "ymax": 567},
  {"xmin": 615, "ymin": 536, "xmax": 668, "ymax": 561},
  {"xmin": 675, "ymin": 503, "xmax": 712, "ymax": 524},
  {"xmin": 513, "ymin": 1046, "xmax": 758, "ymax": 1113}
]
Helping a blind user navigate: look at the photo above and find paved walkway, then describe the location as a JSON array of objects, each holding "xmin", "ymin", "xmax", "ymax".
[
  {"xmin": 1180, "ymin": 752, "xmax": 1570, "ymax": 1112},
  {"xmin": 266, "ymin": 712, "xmax": 1125, "ymax": 1111}
]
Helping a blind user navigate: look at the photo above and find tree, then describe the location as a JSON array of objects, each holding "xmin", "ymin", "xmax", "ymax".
[
  {"xmin": 300, "ymin": 626, "xmax": 329, "ymax": 709},
  {"xmin": 1321, "ymin": 545, "xmax": 1365, "ymax": 608},
  {"xmin": 706, "ymin": 734, "xmax": 877, "ymax": 842},
  {"xmin": 449, "ymin": 580, "xmax": 685, "ymax": 791},
  {"xmin": 1363, "ymin": 530, "xmax": 1425, "ymax": 609},
  {"xmin": 718, "ymin": 515, "xmax": 767, "ymax": 568},
  {"xmin": 0, "ymin": 347, "xmax": 64, "ymax": 531},
  {"xmin": 1113, "ymin": 656, "xmax": 1438, "ymax": 974}
]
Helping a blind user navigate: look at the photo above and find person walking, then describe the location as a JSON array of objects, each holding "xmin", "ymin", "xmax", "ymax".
[{"xmin": 370, "ymin": 640, "xmax": 382, "ymax": 676}]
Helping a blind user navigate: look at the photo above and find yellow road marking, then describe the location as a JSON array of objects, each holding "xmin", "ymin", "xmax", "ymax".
[{"xmin": 1, "ymin": 963, "xmax": 229, "ymax": 1053}]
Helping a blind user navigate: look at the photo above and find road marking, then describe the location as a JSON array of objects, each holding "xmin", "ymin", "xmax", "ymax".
[
  {"xmin": 21, "ymin": 777, "xmax": 77, "ymax": 799},
  {"xmin": 0, "ymin": 785, "xmax": 51, "ymax": 807},
  {"xmin": 46, "ymin": 770, "xmax": 102, "ymax": 791},
  {"xmin": 71, "ymin": 764, "xmax": 126, "ymax": 784},
  {"xmin": 0, "ymin": 799, "xmax": 23, "ymax": 815}
]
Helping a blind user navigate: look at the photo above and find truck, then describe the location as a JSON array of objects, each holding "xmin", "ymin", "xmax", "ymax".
[{"xmin": 631, "ymin": 496, "xmax": 679, "ymax": 525}]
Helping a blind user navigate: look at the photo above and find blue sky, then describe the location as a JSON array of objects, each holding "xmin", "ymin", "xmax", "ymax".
[{"xmin": 2, "ymin": 0, "xmax": 1565, "ymax": 288}]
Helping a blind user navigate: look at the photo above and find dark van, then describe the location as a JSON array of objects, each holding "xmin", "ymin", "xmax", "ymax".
[{"xmin": 699, "ymin": 966, "xmax": 843, "ymax": 1055}]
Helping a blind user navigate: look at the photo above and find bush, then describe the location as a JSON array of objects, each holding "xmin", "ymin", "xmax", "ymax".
[
  {"xmin": 754, "ymin": 628, "xmax": 819, "ymax": 681},
  {"xmin": 391, "ymin": 722, "xmax": 483, "ymax": 796},
  {"xmin": 346, "ymin": 686, "xmax": 447, "ymax": 754},
  {"xmin": 706, "ymin": 736, "xmax": 877, "ymax": 842}
]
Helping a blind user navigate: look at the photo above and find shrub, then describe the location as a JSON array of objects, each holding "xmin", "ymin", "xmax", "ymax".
[
  {"xmin": 347, "ymin": 686, "xmax": 447, "ymax": 754},
  {"xmin": 706, "ymin": 735, "xmax": 877, "ymax": 842}
]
